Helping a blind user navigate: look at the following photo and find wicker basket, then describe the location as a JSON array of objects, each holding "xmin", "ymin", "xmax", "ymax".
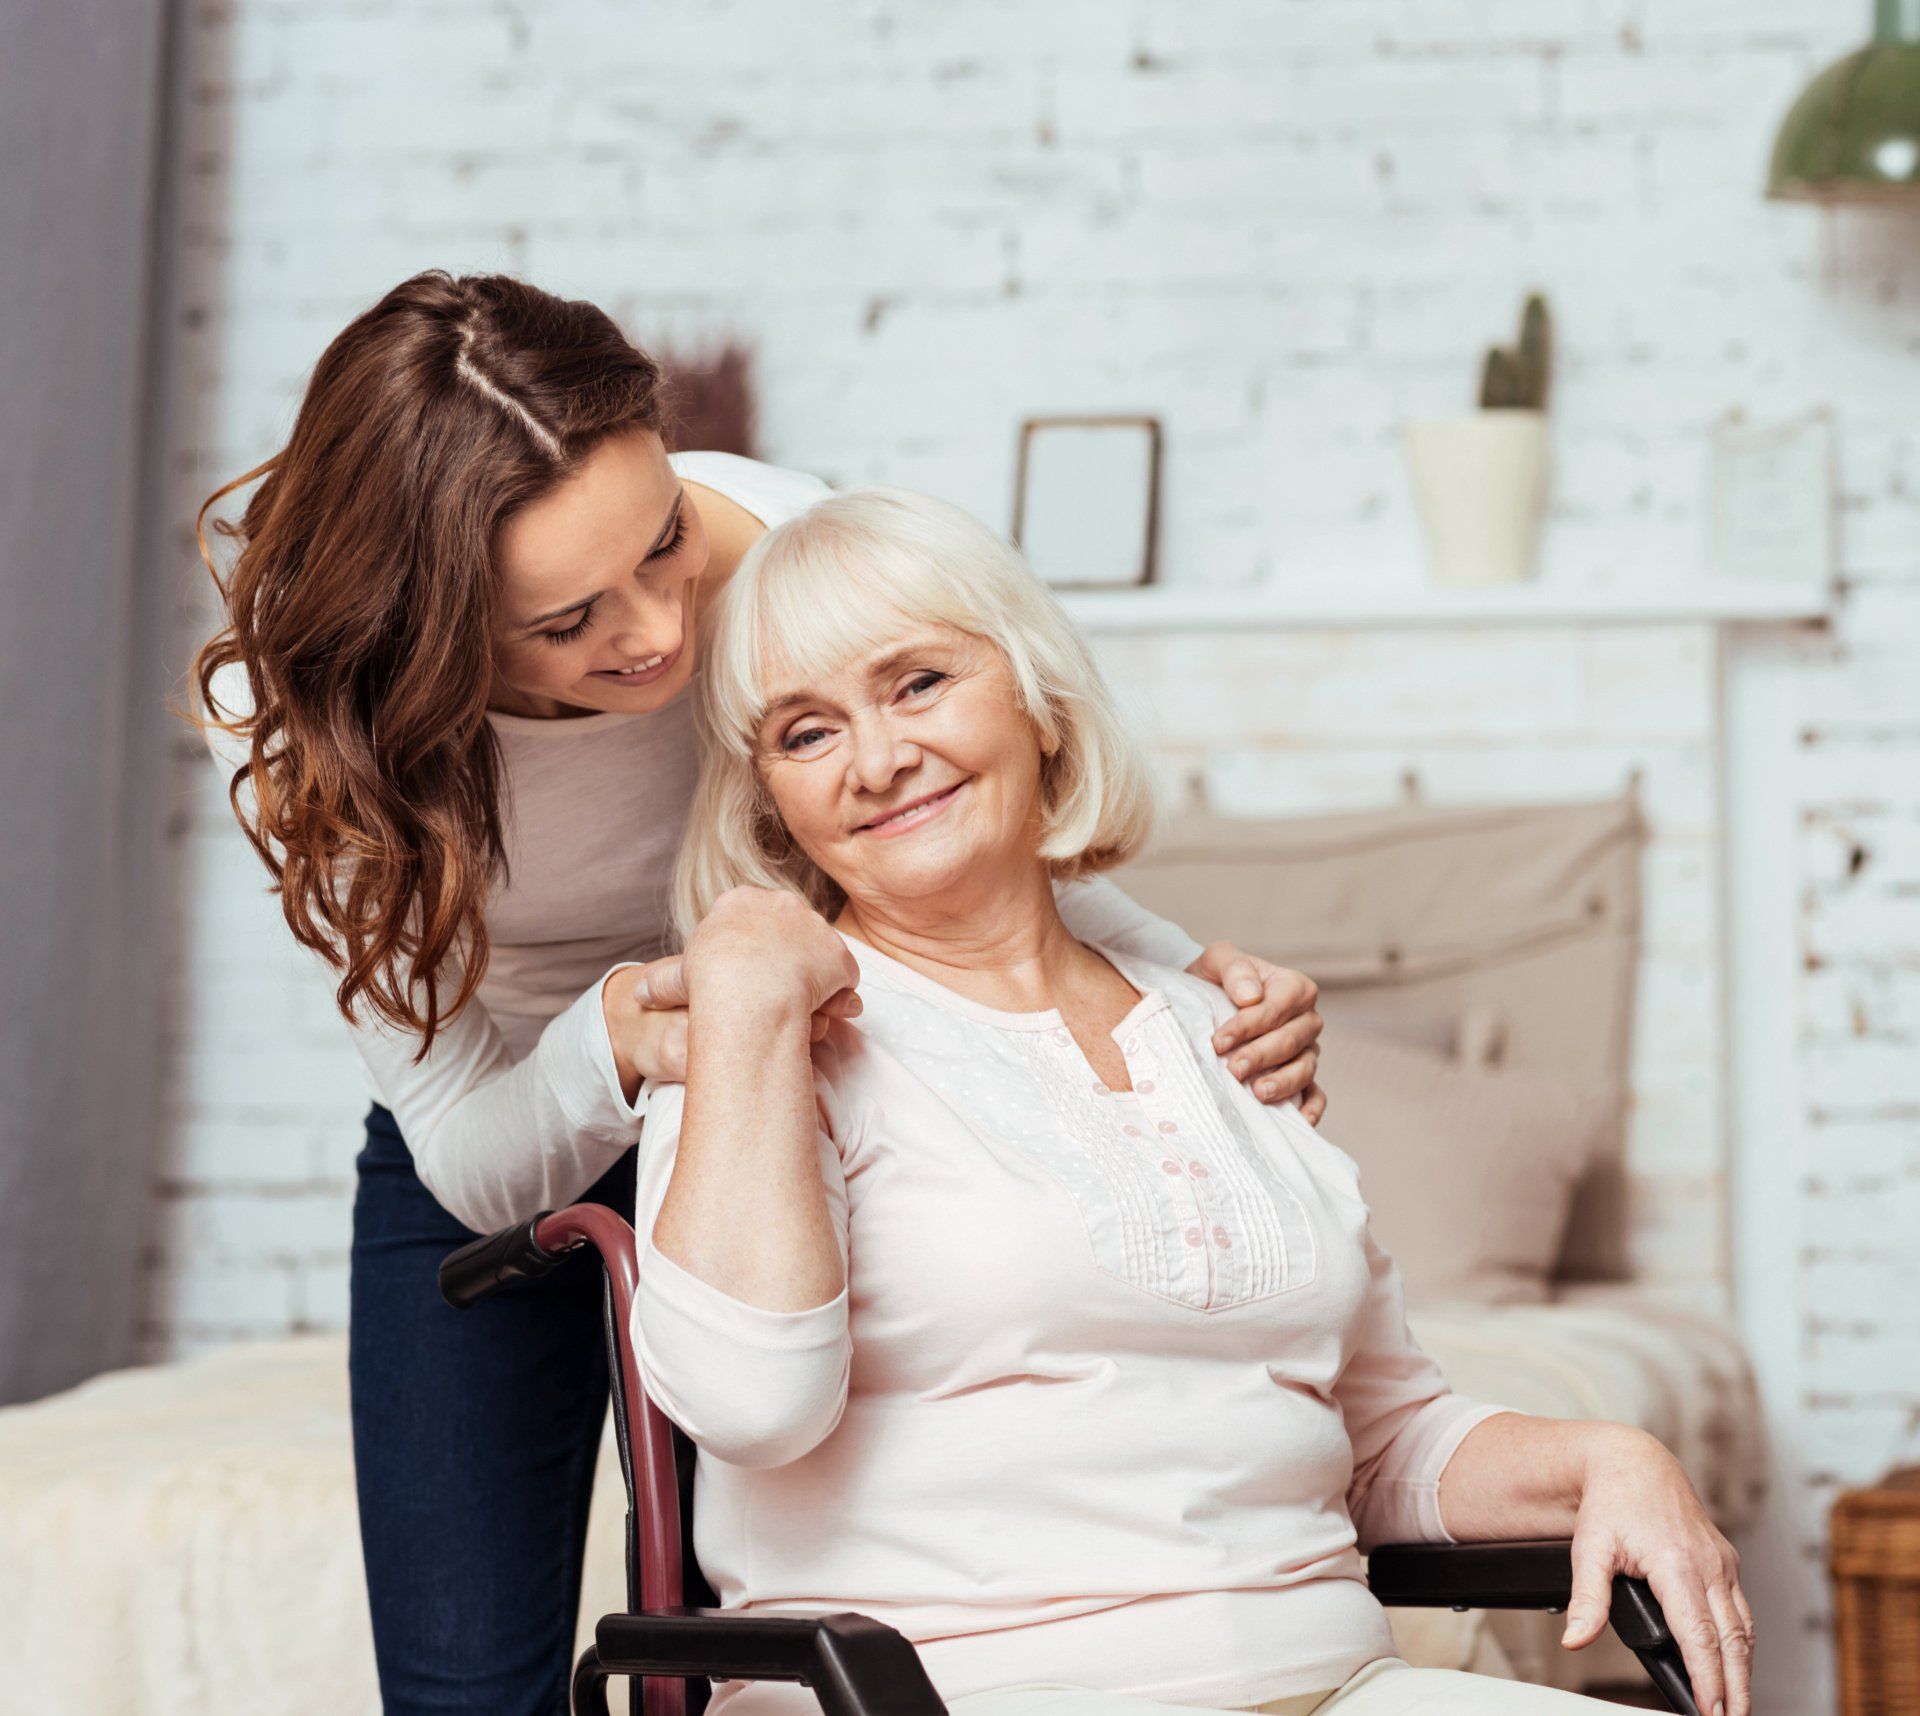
[{"xmin": 1831, "ymin": 1467, "xmax": 1920, "ymax": 1716}]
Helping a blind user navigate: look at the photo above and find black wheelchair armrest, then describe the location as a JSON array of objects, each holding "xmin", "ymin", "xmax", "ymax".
[
  {"xmin": 1366, "ymin": 1541, "xmax": 1699, "ymax": 1716},
  {"xmin": 582, "ymin": 1607, "xmax": 948, "ymax": 1716}
]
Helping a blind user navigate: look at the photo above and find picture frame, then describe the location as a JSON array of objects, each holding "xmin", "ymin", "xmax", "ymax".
[
  {"xmin": 1705, "ymin": 407, "xmax": 1835, "ymax": 590},
  {"xmin": 1012, "ymin": 414, "xmax": 1162, "ymax": 590}
]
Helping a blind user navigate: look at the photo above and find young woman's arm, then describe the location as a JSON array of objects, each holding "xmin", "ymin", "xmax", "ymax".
[
  {"xmin": 1054, "ymin": 874, "xmax": 1204, "ymax": 967},
  {"xmin": 201, "ymin": 695, "xmax": 656, "ymax": 1234},
  {"xmin": 345, "ymin": 977, "xmax": 650, "ymax": 1234}
]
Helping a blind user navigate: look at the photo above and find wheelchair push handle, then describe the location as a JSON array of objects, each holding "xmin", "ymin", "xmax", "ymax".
[{"xmin": 439, "ymin": 1211, "xmax": 568, "ymax": 1308}]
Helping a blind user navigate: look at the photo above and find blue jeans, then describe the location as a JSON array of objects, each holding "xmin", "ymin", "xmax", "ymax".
[{"xmin": 350, "ymin": 1104, "xmax": 672, "ymax": 1715}]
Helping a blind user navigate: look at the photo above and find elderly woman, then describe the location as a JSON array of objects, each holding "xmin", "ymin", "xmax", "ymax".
[{"xmin": 630, "ymin": 489, "xmax": 1753, "ymax": 1716}]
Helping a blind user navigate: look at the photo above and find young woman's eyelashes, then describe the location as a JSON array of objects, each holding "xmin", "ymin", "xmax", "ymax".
[
  {"xmin": 542, "ymin": 604, "xmax": 597, "ymax": 645},
  {"xmin": 537, "ymin": 506, "xmax": 691, "ymax": 646},
  {"xmin": 778, "ymin": 670, "xmax": 950, "ymax": 756}
]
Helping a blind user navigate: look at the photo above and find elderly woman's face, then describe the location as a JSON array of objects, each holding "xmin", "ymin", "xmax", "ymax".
[{"xmin": 754, "ymin": 624, "xmax": 1048, "ymax": 910}]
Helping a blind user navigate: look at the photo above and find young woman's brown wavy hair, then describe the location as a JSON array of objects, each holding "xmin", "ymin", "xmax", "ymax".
[{"xmin": 192, "ymin": 270, "xmax": 666, "ymax": 1053}]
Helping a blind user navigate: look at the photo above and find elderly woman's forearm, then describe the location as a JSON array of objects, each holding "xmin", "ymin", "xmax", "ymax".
[
  {"xmin": 650, "ymin": 999, "xmax": 845, "ymax": 1312},
  {"xmin": 1435, "ymin": 1412, "xmax": 1646, "ymax": 1541}
]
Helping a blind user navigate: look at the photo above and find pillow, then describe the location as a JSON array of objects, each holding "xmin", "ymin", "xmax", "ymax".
[{"xmin": 1317, "ymin": 1030, "xmax": 1615, "ymax": 1307}]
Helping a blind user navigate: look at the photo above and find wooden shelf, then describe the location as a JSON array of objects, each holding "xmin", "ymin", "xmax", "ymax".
[{"xmin": 1057, "ymin": 578, "xmax": 1835, "ymax": 633}]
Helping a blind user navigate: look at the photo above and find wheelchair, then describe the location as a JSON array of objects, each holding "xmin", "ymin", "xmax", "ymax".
[{"xmin": 441, "ymin": 1206, "xmax": 1703, "ymax": 1716}]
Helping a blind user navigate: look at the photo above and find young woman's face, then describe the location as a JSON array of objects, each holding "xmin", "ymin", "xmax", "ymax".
[
  {"xmin": 754, "ymin": 625, "xmax": 1050, "ymax": 914},
  {"xmin": 491, "ymin": 428, "xmax": 710, "ymax": 717}
]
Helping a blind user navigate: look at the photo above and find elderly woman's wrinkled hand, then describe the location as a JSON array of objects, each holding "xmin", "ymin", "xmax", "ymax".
[
  {"xmin": 675, "ymin": 886, "xmax": 863, "ymax": 1036},
  {"xmin": 1189, "ymin": 942, "xmax": 1326, "ymax": 1124},
  {"xmin": 1564, "ymin": 1428, "xmax": 1753, "ymax": 1716}
]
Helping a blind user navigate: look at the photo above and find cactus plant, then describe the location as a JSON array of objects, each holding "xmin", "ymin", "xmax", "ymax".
[{"xmin": 1478, "ymin": 292, "xmax": 1553, "ymax": 411}]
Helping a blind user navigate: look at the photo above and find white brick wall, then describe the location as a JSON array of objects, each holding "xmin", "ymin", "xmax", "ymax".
[{"xmin": 153, "ymin": 4, "xmax": 1917, "ymax": 1709}]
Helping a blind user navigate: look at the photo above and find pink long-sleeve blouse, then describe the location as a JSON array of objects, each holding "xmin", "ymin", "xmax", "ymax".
[{"xmin": 631, "ymin": 935, "xmax": 1509, "ymax": 1715}]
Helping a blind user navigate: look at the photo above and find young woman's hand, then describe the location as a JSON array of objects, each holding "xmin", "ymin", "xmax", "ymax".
[
  {"xmin": 1563, "ymin": 1429, "xmax": 1753, "ymax": 1716},
  {"xmin": 1187, "ymin": 942, "xmax": 1326, "ymax": 1123},
  {"xmin": 601, "ymin": 890, "xmax": 860, "ymax": 1100}
]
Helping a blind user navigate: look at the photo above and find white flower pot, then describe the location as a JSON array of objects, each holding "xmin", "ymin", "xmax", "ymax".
[{"xmin": 1403, "ymin": 410, "xmax": 1550, "ymax": 587}]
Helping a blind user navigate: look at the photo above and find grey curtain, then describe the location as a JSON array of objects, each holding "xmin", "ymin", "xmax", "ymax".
[{"xmin": 0, "ymin": 0, "xmax": 179, "ymax": 1402}]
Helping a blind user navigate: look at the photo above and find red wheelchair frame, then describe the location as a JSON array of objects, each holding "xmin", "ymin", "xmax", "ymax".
[{"xmin": 441, "ymin": 1208, "xmax": 1702, "ymax": 1716}]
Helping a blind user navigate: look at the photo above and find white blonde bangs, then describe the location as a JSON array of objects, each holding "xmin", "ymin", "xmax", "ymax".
[
  {"xmin": 675, "ymin": 486, "xmax": 1155, "ymax": 938},
  {"xmin": 699, "ymin": 489, "xmax": 1048, "ymax": 761}
]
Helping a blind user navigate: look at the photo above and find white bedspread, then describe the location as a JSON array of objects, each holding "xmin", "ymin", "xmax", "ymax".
[{"xmin": 0, "ymin": 1293, "xmax": 1763, "ymax": 1712}]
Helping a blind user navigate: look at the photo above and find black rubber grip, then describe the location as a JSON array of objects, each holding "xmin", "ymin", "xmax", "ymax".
[{"xmin": 439, "ymin": 1213, "xmax": 564, "ymax": 1309}]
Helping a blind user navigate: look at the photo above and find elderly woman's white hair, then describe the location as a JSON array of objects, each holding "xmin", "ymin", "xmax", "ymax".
[{"xmin": 672, "ymin": 486, "xmax": 1156, "ymax": 938}]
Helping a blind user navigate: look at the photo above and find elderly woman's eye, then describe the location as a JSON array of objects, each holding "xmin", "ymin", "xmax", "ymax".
[
  {"xmin": 782, "ymin": 725, "xmax": 829, "ymax": 754},
  {"xmin": 903, "ymin": 671, "xmax": 947, "ymax": 697}
]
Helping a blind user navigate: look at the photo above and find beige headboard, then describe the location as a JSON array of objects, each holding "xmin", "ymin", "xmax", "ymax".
[{"xmin": 1115, "ymin": 794, "xmax": 1646, "ymax": 1281}]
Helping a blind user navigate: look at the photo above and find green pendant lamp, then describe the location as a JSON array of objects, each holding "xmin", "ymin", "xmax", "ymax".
[{"xmin": 1768, "ymin": 0, "xmax": 1920, "ymax": 202}]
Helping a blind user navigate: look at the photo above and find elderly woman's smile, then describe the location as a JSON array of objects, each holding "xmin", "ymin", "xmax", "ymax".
[
  {"xmin": 856, "ymin": 779, "xmax": 966, "ymax": 837},
  {"xmin": 755, "ymin": 627, "xmax": 1046, "ymax": 909}
]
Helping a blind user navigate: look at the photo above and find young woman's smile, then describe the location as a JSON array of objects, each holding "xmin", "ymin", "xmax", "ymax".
[
  {"xmin": 491, "ymin": 427, "xmax": 709, "ymax": 718},
  {"xmin": 585, "ymin": 640, "xmax": 683, "ymax": 688}
]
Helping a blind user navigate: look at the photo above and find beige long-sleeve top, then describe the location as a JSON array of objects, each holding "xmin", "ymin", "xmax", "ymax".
[{"xmin": 632, "ymin": 935, "xmax": 1509, "ymax": 1715}]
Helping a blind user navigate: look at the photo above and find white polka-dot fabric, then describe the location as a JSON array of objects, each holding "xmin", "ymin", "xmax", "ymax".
[
  {"xmin": 885, "ymin": 948, "xmax": 1320, "ymax": 1313},
  {"xmin": 632, "ymin": 937, "xmax": 1511, "ymax": 1716}
]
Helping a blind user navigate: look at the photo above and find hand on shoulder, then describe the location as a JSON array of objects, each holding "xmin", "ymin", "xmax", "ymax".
[{"xmin": 682, "ymin": 886, "xmax": 862, "ymax": 1026}]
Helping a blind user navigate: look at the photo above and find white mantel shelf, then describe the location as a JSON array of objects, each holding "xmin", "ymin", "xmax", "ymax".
[{"xmin": 1058, "ymin": 580, "xmax": 1835, "ymax": 633}]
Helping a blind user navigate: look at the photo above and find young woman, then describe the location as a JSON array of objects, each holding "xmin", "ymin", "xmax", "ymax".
[{"xmin": 194, "ymin": 270, "xmax": 1330, "ymax": 1716}]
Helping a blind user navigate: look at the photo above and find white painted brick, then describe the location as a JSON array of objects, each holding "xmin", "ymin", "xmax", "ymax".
[
  {"xmin": 1801, "ymin": 1168, "xmax": 1920, "ymax": 1253},
  {"xmin": 1798, "ymin": 963, "xmax": 1920, "ymax": 1040},
  {"xmin": 1790, "ymin": 740, "xmax": 1920, "ymax": 815},
  {"xmin": 1116, "ymin": 0, "xmax": 1626, "ymax": 64},
  {"xmin": 1400, "ymin": 740, "xmax": 1714, "ymax": 838},
  {"xmin": 1800, "ymin": 1118, "xmax": 1920, "ymax": 1183},
  {"xmin": 1097, "ymin": 631, "xmax": 1599, "ymax": 746},
  {"xmin": 1579, "ymin": 627, "xmax": 1718, "ymax": 738},
  {"xmin": 293, "ymin": 1257, "xmax": 354, "ymax": 1331},
  {"xmin": 145, "ymin": 1253, "xmax": 302, "ymax": 1335},
  {"xmin": 1798, "ymin": 1403, "xmax": 1920, "ymax": 1494},
  {"xmin": 1618, "ymin": 1171, "xmax": 1727, "ymax": 1282},
  {"xmin": 1198, "ymin": 748, "xmax": 1413, "ymax": 818},
  {"xmin": 1055, "ymin": 58, "xmax": 1550, "ymax": 142},
  {"xmin": 1798, "ymin": 811, "xmax": 1920, "ymax": 890},
  {"xmin": 1805, "ymin": 1321, "xmax": 1920, "ymax": 1400},
  {"xmin": 1637, "ymin": 947, "xmax": 1719, "ymax": 1053},
  {"xmin": 1801, "ymin": 1036, "xmax": 1920, "ymax": 1116},
  {"xmin": 230, "ymin": 9, "xmax": 520, "ymax": 86},
  {"xmin": 1827, "ymin": 581, "xmax": 1920, "ymax": 654},
  {"xmin": 1553, "ymin": 40, "xmax": 1810, "ymax": 128},
  {"xmin": 153, "ymin": 1184, "xmax": 355, "ymax": 1262},
  {"xmin": 154, "ymin": 1112, "xmax": 346, "ymax": 1190},
  {"xmin": 1805, "ymin": 888, "xmax": 1920, "ymax": 965},
  {"xmin": 1638, "ymin": 0, "xmax": 1861, "ymax": 50}
]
